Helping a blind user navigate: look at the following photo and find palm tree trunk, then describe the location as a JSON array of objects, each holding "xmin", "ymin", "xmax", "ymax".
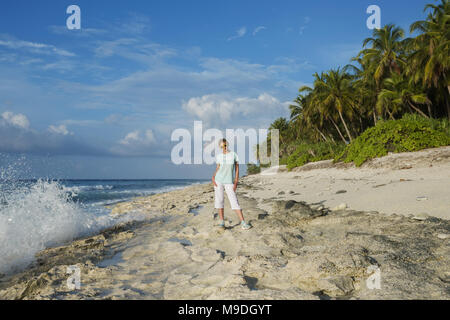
[
  {"xmin": 373, "ymin": 87, "xmax": 381, "ymax": 125},
  {"xmin": 447, "ymin": 85, "xmax": 450, "ymax": 121},
  {"xmin": 372, "ymin": 106, "xmax": 377, "ymax": 125},
  {"xmin": 313, "ymin": 125, "xmax": 328, "ymax": 142},
  {"xmin": 386, "ymin": 108, "xmax": 395, "ymax": 120},
  {"xmin": 338, "ymin": 110, "xmax": 353, "ymax": 142},
  {"xmin": 330, "ymin": 118, "xmax": 347, "ymax": 143},
  {"xmin": 408, "ymin": 101, "xmax": 429, "ymax": 118}
]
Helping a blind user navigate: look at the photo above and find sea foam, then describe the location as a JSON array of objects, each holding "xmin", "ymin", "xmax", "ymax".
[{"xmin": 0, "ymin": 179, "xmax": 146, "ymax": 275}]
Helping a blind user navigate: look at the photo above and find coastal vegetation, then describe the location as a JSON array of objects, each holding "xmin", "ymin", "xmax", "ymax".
[
  {"xmin": 335, "ymin": 114, "xmax": 450, "ymax": 166},
  {"xmin": 256, "ymin": 0, "xmax": 450, "ymax": 172}
]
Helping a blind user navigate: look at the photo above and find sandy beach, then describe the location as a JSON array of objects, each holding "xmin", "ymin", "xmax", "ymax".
[{"xmin": 0, "ymin": 147, "xmax": 449, "ymax": 300}]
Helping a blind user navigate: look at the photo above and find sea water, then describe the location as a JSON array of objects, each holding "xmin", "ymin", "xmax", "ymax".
[{"xmin": 0, "ymin": 178, "xmax": 206, "ymax": 275}]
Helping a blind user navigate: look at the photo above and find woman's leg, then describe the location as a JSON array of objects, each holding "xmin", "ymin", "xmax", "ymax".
[
  {"xmin": 218, "ymin": 208, "xmax": 225, "ymax": 220},
  {"xmin": 233, "ymin": 209, "xmax": 245, "ymax": 222},
  {"xmin": 214, "ymin": 183, "xmax": 225, "ymax": 220},
  {"xmin": 224, "ymin": 184, "xmax": 245, "ymax": 221}
]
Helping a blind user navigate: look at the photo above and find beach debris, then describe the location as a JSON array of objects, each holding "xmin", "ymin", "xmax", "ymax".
[
  {"xmin": 278, "ymin": 191, "xmax": 285, "ymax": 195},
  {"xmin": 258, "ymin": 212, "xmax": 269, "ymax": 220},
  {"xmin": 412, "ymin": 212, "xmax": 429, "ymax": 221},
  {"xmin": 336, "ymin": 190, "xmax": 347, "ymax": 194},
  {"xmin": 416, "ymin": 196, "xmax": 428, "ymax": 201},
  {"xmin": 332, "ymin": 203, "xmax": 347, "ymax": 211},
  {"xmin": 272, "ymin": 200, "xmax": 326, "ymax": 222},
  {"xmin": 436, "ymin": 233, "xmax": 449, "ymax": 240},
  {"xmin": 311, "ymin": 204, "xmax": 325, "ymax": 211}
]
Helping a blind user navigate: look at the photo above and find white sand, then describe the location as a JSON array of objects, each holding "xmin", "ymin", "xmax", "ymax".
[{"xmin": 247, "ymin": 146, "xmax": 450, "ymax": 220}]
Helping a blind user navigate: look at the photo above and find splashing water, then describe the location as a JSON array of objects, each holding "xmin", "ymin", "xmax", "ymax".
[
  {"xmin": 0, "ymin": 178, "xmax": 147, "ymax": 275},
  {"xmin": 0, "ymin": 154, "xmax": 206, "ymax": 276}
]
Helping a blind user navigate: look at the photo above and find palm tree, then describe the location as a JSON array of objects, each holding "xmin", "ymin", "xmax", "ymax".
[
  {"xmin": 346, "ymin": 58, "xmax": 379, "ymax": 125},
  {"xmin": 289, "ymin": 94, "xmax": 307, "ymax": 140},
  {"xmin": 268, "ymin": 117, "xmax": 290, "ymax": 155},
  {"xmin": 312, "ymin": 69, "xmax": 356, "ymax": 142},
  {"xmin": 359, "ymin": 24, "xmax": 407, "ymax": 87},
  {"xmin": 377, "ymin": 74, "xmax": 431, "ymax": 119},
  {"xmin": 408, "ymin": 0, "xmax": 450, "ymax": 119},
  {"xmin": 294, "ymin": 80, "xmax": 339, "ymax": 143}
]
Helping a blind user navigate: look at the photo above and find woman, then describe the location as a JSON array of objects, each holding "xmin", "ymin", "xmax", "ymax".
[{"xmin": 212, "ymin": 138, "xmax": 251, "ymax": 230}]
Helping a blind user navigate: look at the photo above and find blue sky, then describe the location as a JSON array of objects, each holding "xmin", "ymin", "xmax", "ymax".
[{"xmin": 0, "ymin": 0, "xmax": 432, "ymax": 179}]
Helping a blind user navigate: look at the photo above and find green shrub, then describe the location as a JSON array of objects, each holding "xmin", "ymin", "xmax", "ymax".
[
  {"xmin": 286, "ymin": 142, "xmax": 346, "ymax": 170},
  {"xmin": 279, "ymin": 156, "xmax": 289, "ymax": 165},
  {"xmin": 246, "ymin": 163, "xmax": 261, "ymax": 175},
  {"xmin": 335, "ymin": 114, "xmax": 450, "ymax": 166}
]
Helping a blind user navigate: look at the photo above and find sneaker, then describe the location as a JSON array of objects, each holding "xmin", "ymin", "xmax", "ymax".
[
  {"xmin": 241, "ymin": 221, "xmax": 252, "ymax": 230},
  {"xmin": 217, "ymin": 220, "xmax": 225, "ymax": 227}
]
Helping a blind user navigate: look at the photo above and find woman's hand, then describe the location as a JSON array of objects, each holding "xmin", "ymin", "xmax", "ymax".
[
  {"xmin": 212, "ymin": 177, "xmax": 218, "ymax": 187},
  {"xmin": 233, "ymin": 181, "xmax": 238, "ymax": 192}
]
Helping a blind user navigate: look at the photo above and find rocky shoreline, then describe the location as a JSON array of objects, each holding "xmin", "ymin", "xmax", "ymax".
[{"xmin": 0, "ymin": 169, "xmax": 448, "ymax": 299}]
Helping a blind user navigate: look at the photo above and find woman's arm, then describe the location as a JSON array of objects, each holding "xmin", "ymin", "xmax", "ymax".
[
  {"xmin": 212, "ymin": 164, "xmax": 219, "ymax": 187},
  {"xmin": 233, "ymin": 161, "xmax": 239, "ymax": 191}
]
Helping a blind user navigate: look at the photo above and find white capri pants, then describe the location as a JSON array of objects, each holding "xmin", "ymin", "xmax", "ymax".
[{"xmin": 214, "ymin": 182, "xmax": 241, "ymax": 210}]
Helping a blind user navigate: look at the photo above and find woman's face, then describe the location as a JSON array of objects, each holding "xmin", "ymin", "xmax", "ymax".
[{"xmin": 220, "ymin": 142, "xmax": 227, "ymax": 150}]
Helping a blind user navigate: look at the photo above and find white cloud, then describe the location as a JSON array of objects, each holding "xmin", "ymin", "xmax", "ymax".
[
  {"xmin": 299, "ymin": 16, "xmax": 311, "ymax": 36},
  {"xmin": 93, "ymin": 38, "xmax": 176, "ymax": 65},
  {"xmin": 94, "ymin": 38, "xmax": 138, "ymax": 57},
  {"xmin": 119, "ymin": 13, "xmax": 151, "ymax": 35},
  {"xmin": 0, "ymin": 111, "xmax": 102, "ymax": 155},
  {"xmin": 70, "ymin": 56, "xmax": 288, "ymax": 112},
  {"xmin": 48, "ymin": 124, "xmax": 73, "ymax": 136},
  {"xmin": 118, "ymin": 129, "xmax": 156, "ymax": 147},
  {"xmin": 0, "ymin": 38, "xmax": 75, "ymax": 57},
  {"xmin": 119, "ymin": 131, "xmax": 139, "ymax": 145},
  {"xmin": 268, "ymin": 57, "xmax": 314, "ymax": 74},
  {"xmin": 1, "ymin": 111, "xmax": 30, "ymax": 129},
  {"xmin": 0, "ymin": 31, "xmax": 307, "ymax": 157},
  {"xmin": 196, "ymin": 57, "xmax": 269, "ymax": 82},
  {"xmin": 48, "ymin": 25, "xmax": 106, "ymax": 37},
  {"xmin": 252, "ymin": 26, "xmax": 267, "ymax": 36},
  {"xmin": 227, "ymin": 27, "xmax": 247, "ymax": 41},
  {"xmin": 61, "ymin": 119, "xmax": 102, "ymax": 127},
  {"xmin": 112, "ymin": 129, "xmax": 161, "ymax": 156},
  {"xmin": 0, "ymin": 109, "xmax": 164, "ymax": 157},
  {"xmin": 182, "ymin": 93, "xmax": 289, "ymax": 126}
]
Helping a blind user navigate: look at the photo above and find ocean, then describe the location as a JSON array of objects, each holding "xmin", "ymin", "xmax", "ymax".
[{"xmin": 0, "ymin": 178, "xmax": 207, "ymax": 275}]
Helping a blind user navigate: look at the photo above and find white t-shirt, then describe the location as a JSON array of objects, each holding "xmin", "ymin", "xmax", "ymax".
[{"xmin": 215, "ymin": 151, "xmax": 239, "ymax": 184}]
